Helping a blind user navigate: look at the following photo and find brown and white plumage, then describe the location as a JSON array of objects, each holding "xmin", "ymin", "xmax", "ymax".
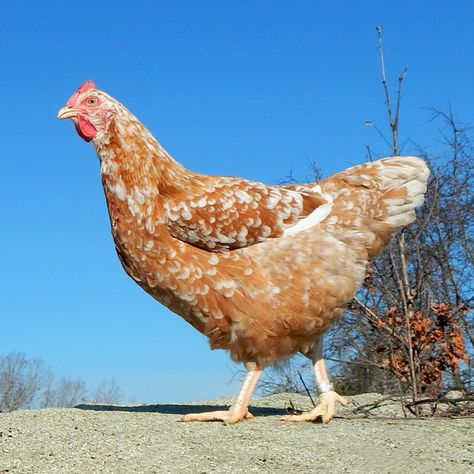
[{"xmin": 58, "ymin": 81, "xmax": 430, "ymax": 424}]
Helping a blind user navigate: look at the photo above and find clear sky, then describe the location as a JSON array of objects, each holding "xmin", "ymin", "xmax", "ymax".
[{"xmin": 1, "ymin": 0, "xmax": 473, "ymax": 403}]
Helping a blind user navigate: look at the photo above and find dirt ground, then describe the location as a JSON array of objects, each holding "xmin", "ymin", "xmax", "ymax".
[{"xmin": 0, "ymin": 392, "xmax": 472, "ymax": 474}]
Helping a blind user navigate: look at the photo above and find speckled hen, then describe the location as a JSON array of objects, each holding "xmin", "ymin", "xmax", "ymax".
[{"xmin": 58, "ymin": 81, "xmax": 430, "ymax": 424}]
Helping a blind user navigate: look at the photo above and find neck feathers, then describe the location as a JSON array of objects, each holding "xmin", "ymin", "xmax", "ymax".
[{"xmin": 95, "ymin": 105, "xmax": 188, "ymax": 198}]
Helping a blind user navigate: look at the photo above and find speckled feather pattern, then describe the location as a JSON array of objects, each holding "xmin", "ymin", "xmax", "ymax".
[
  {"xmin": 90, "ymin": 91, "xmax": 429, "ymax": 367},
  {"xmin": 164, "ymin": 177, "xmax": 316, "ymax": 252}
]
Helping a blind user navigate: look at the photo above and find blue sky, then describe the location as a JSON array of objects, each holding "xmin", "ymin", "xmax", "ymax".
[{"xmin": 1, "ymin": 0, "xmax": 473, "ymax": 403}]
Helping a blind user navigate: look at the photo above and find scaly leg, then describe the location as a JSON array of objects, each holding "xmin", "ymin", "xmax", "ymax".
[
  {"xmin": 181, "ymin": 362, "xmax": 262, "ymax": 425},
  {"xmin": 282, "ymin": 336, "xmax": 348, "ymax": 423}
]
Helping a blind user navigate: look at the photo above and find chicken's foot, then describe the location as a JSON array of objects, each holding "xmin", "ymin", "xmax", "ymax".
[
  {"xmin": 181, "ymin": 363, "xmax": 262, "ymax": 425},
  {"xmin": 281, "ymin": 390, "xmax": 348, "ymax": 423},
  {"xmin": 282, "ymin": 336, "xmax": 349, "ymax": 423}
]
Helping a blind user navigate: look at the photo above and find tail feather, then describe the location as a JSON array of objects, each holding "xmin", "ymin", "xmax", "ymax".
[
  {"xmin": 281, "ymin": 155, "xmax": 430, "ymax": 257},
  {"xmin": 317, "ymin": 156, "xmax": 430, "ymax": 257},
  {"xmin": 376, "ymin": 156, "xmax": 429, "ymax": 228}
]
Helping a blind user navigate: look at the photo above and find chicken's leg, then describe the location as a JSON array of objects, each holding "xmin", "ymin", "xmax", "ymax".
[
  {"xmin": 181, "ymin": 362, "xmax": 262, "ymax": 425},
  {"xmin": 282, "ymin": 336, "xmax": 348, "ymax": 423}
]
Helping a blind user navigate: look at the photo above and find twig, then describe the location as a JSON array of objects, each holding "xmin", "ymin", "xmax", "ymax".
[
  {"xmin": 297, "ymin": 370, "xmax": 316, "ymax": 407},
  {"xmin": 352, "ymin": 296, "xmax": 405, "ymax": 345},
  {"xmin": 405, "ymin": 395, "xmax": 474, "ymax": 416},
  {"xmin": 376, "ymin": 25, "xmax": 407, "ymax": 155},
  {"xmin": 376, "ymin": 26, "xmax": 395, "ymax": 138},
  {"xmin": 286, "ymin": 399, "xmax": 303, "ymax": 415},
  {"xmin": 376, "ymin": 26, "xmax": 420, "ymax": 413},
  {"xmin": 352, "ymin": 396, "xmax": 400, "ymax": 415},
  {"xmin": 365, "ymin": 144, "xmax": 374, "ymax": 162}
]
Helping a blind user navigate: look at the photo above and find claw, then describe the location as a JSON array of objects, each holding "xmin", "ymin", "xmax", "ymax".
[{"xmin": 281, "ymin": 391, "xmax": 349, "ymax": 423}]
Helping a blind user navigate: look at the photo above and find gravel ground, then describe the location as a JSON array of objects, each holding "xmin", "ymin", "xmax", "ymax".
[{"xmin": 0, "ymin": 393, "xmax": 472, "ymax": 474}]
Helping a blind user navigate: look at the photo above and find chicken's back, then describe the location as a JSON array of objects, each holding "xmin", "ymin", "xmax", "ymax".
[{"xmin": 285, "ymin": 156, "xmax": 430, "ymax": 257}]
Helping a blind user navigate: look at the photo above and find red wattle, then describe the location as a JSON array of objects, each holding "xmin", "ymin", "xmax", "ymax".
[{"xmin": 76, "ymin": 115, "xmax": 97, "ymax": 142}]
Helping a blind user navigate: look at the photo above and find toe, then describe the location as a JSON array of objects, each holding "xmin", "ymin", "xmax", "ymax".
[
  {"xmin": 322, "ymin": 405, "xmax": 335, "ymax": 424},
  {"xmin": 337, "ymin": 394, "xmax": 350, "ymax": 406},
  {"xmin": 181, "ymin": 409, "xmax": 252, "ymax": 424},
  {"xmin": 281, "ymin": 405, "xmax": 324, "ymax": 422},
  {"xmin": 180, "ymin": 410, "xmax": 230, "ymax": 422},
  {"xmin": 281, "ymin": 413, "xmax": 305, "ymax": 422}
]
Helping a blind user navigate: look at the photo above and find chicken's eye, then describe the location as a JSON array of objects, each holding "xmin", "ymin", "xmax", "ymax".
[{"xmin": 87, "ymin": 97, "xmax": 97, "ymax": 105}]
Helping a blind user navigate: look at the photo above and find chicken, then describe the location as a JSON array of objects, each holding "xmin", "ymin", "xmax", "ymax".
[{"xmin": 58, "ymin": 81, "xmax": 430, "ymax": 424}]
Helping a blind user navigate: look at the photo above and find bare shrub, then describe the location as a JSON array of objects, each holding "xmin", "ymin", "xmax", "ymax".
[
  {"xmin": 328, "ymin": 29, "xmax": 473, "ymax": 412},
  {"xmin": 0, "ymin": 353, "xmax": 50, "ymax": 412},
  {"xmin": 265, "ymin": 28, "xmax": 473, "ymax": 416},
  {"xmin": 44, "ymin": 377, "xmax": 87, "ymax": 408},
  {"xmin": 90, "ymin": 378, "xmax": 123, "ymax": 404},
  {"xmin": 0, "ymin": 352, "xmax": 124, "ymax": 411}
]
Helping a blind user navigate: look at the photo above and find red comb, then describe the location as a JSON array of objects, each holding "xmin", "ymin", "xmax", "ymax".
[
  {"xmin": 66, "ymin": 80, "xmax": 98, "ymax": 107},
  {"xmin": 77, "ymin": 80, "xmax": 97, "ymax": 93}
]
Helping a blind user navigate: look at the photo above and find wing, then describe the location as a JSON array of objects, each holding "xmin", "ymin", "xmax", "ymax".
[{"xmin": 164, "ymin": 175, "xmax": 327, "ymax": 252}]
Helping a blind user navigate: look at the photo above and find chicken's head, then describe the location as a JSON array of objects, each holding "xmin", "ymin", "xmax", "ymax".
[{"xmin": 57, "ymin": 81, "xmax": 114, "ymax": 142}]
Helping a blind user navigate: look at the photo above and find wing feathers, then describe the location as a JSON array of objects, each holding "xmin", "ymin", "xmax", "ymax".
[
  {"xmin": 164, "ymin": 176, "xmax": 327, "ymax": 251},
  {"xmin": 284, "ymin": 196, "xmax": 333, "ymax": 236}
]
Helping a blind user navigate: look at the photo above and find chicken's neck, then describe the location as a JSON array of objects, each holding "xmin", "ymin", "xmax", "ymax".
[{"xmin": 94, "ymin": 110, "xmax": 190, "ymax": 208}]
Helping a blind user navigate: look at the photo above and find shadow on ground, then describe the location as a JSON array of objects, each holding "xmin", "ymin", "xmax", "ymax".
[{"xmin": 75, "ymin": 403, "xmax": 286, "ymax": 417}]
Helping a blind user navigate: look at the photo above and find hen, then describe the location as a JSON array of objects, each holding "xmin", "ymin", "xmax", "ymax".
[{"xmin": 58, "ymin": 81, "xmax": 429, "ymax": 424}]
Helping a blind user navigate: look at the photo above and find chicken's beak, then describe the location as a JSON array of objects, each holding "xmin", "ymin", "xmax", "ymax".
[{"xmin": 57, "ymin": 106, "xmax": 79, "ymax": 120}]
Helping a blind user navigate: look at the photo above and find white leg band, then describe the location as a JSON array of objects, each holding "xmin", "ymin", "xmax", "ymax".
[{"xmin": 317, "ymin": 382, "xmax": 334, "ymax": 394}]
